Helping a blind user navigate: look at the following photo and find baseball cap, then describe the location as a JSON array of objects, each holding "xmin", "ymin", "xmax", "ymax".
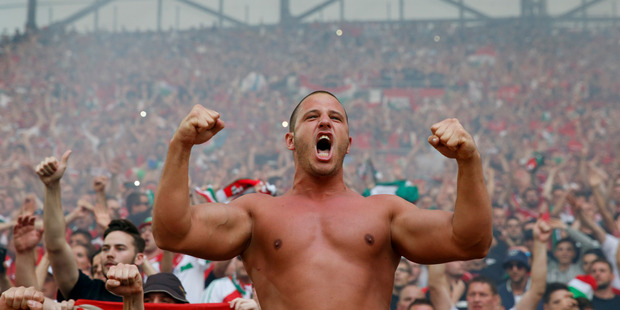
[
  {"xmin": 138, "ymin": 217, "xmax": 152, "ymax": 231},
  {"xmin": 502, "ymin": 249, "xmax": 530, "ymax": 271},
  {"xmin": 143, "ymin": 273, "xmax": 189, "ymax": 304}
]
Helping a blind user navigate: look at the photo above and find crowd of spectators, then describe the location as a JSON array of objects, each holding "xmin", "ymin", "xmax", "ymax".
[{"xmin": 0, "ymin": 18, "xmax": 619, "ymax": 309}]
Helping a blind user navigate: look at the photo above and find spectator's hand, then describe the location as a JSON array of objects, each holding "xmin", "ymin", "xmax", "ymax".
[
  {"xmin": 534, "ymin": 219, "xmax": 551, "ymax": 243},
  {"xmin": 93, "ymin": 205, "xmax": 111, "ymax": 229},
  {"xmin": 0, "ymin": 286, "xmax": 45, "ymax": 310},
  {"xmin": 565, "ymin": 192, "xmax": 579, "ymax": 213},
  {"xmin": 547, "ymin": 217, "xmax": 567, "ymax": 230},
  {"xmin": 173, "ymin": 105, "xmax": 225, "ymax": 147},
  {"xmin": 45, "ymin": 299, "xmax": 75, "ymax": 310},
  {"xmin": 21, "ymin": 194, "xmax": 37, "ymax": 216},
  {"xmin": 68, "ymin": 202, "xmax": 93, "ymax": 221},
  {"xmin": 108, "ymin": 159, "xmax": 122, "ymax": 176},
  {"xmin": 13, "ymin": 215, "xmax": 43, "ymax": 254},
  {"xmin": 428, "ymin": 119, "xmax": 478, "ymax": 161},
  {"xmin": 105, "ymin": 263, "xmax": 143, "ymax": 297},
  {"xmin": 93, "ymin": 176, "xmax": 107, "ymax": 194},
  {"xmin": 34, "ymin": 151, "xmax": 71, "ymax": 187},
  {"xmin": 229, "ymin": 298, "xmax": 260, "ymax": 310}
]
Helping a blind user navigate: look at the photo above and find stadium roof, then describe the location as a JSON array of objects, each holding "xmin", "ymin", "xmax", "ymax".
[{"xmin": 1, "ymin": 0, "xmax": 619, "ymax": 34}]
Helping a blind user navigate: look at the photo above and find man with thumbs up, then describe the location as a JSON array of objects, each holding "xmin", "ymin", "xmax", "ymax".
[{"xmin": 35, "ymin": 152, "xmax": 146, "ymax": 302}]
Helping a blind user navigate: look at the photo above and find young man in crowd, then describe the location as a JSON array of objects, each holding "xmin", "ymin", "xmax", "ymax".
[
  {"xmin": 35, "ymin": 152, "xmax": 146, "ymax": 302},
  {"xmin": 589, "ymin": 258, "xmax": 620, "ymax": 309}
]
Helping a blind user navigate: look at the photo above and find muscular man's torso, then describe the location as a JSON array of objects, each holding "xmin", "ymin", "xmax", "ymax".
[{"xmin": 239, "ymin": 191, "xmax": 403, "ymax": 310}]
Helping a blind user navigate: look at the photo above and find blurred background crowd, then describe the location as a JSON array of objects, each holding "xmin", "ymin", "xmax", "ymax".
[{"xmin": 0, "ymin": 12, "xmax": 619, "ymax": 310}]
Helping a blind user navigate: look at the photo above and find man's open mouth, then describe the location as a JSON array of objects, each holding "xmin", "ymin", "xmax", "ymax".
[{"xmin": 316, "ymin": 134, "xmax": 332, "ymax": 160}]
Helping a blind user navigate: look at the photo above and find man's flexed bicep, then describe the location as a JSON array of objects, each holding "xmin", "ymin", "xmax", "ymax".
[
  {"xmin": 153, "ymin": 200, "xmax": 252, "ymax": 260},
  {"xmin": 389, "ymin": 196, "xmax": 477, "ymax": 264},
  {"xmin": 35, "ymin": 151, "xmax": 79, "ymax": 298}
]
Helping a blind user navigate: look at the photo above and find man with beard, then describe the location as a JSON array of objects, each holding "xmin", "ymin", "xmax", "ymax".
[
  {"xmin": 516, "ymin": 187, "xmax": 547, "ymax": 222},
  {"xmin": 35, "ymin": 152, "xmax": 145, "ymax": 302},
  {"xmin": 590, "ymin": 258, "xmax": 620, "ymax": 309},
  {"xmin": 392, "ymin": 258, "xmax": 416, "ymax": 310},
  {"xmin": 498, "ymin": 250, "xmax": 531, "ymax": 310},
  {"xmin": 153, "ymin": 91, "xmax": 493, "ymax": 310}
]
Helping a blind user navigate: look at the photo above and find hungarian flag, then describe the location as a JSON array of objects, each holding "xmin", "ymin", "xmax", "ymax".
[
  {"xmin": 363, "ymin": 180, "xmax": 419, "ymax": 203},
  {"xmin": 195, "ymin": 179, "xmax": 276, "ymax": 203}
]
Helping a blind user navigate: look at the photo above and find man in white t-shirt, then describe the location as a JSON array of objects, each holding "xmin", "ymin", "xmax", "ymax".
[{"xmin": 202, "ymin": 256, "xmax": 252, "ymax": 303}]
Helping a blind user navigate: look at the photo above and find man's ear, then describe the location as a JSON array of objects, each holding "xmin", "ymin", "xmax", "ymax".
[
  {"xmin": 346, "ymin": 136, "xmax": 352, "ymax": 154},
  {"xmin": 285, "ymin": 132, "xmax": 295, "ymax": 151},
  {"xmin": 133, "ymin": 252, "xmax": 145, "ymax": 266}
]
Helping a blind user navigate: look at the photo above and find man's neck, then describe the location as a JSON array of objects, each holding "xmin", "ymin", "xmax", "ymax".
[
  {"xmin": 290, "ymin": 171, "xmax": 348, "ymax": 199},
  {"xmin": 557, "ymin": 262, "xmax": 571, "ymax": 271},
  {"xmin": 509, "ymin": 278, "xmax": 528, "ymax": 294},
  {"xmin": 145, "ymin": 248, "xmax": 162, "ymax": 261},
  {"xmin": 595, "ymin": 288, "xmax": 615, "ymax": 299}
]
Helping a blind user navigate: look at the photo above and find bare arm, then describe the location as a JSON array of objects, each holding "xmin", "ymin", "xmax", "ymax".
[
  {"xmin": 427, "ymin": 263, "xmax": 454, "ymax": 310},
  {"xmin": 515, "ymin": 219, "xmax": 550, "ymax": 310},
  {"xmin": 589, "ymin": 170, "xmax": 617, "ymax": 235},
  {"xmin": 392, "ymin": 119, "xmax": 492, "ymax": 263},
  {"xmin": 35, "ymin": 151, "xmax": 80, "ymax": 299},
  {"xmin": 140, "ymin": 259, "xmax": 158, "ymax": 277},
  {"xmin": 34, "ymin": 255, "xmax": 49, "ymax": 291},
  {"xmin": 13, "ymin": 216, "xmax": 42, "ymax": 289},
  {"xmin": 159, "ymin": 251, "xmax": 174, "ymax": 273},
  {"xmin": 153, "ymin": 105, "xmax": 252, "ymax": 260},
  {"xmin": 92, "ymin": 176, "xmax": 112, "ymax": 234}
]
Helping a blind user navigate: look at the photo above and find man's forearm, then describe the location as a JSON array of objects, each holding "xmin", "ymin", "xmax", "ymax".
[
  {"xmin": 452, "ymin": 155, "xmax": 492, "ymax": 253},
  {"xmin": 15, "ymin": 250, "xmax": 38, "ymax": 288},
  {"xmin": 123, "ymin": 294, "xmax": 144, "ymax": 310},
  {"xmin": 43, "ymin": 184, "xmax": 68, "ymax": 252}
]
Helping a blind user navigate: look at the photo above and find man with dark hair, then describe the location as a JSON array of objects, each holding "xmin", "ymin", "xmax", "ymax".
[
  {"xmin": 125, "ymin": 191, "xmax": 151, "ymax": 227},
  {"xmin": 392, "ymin": 257, "xmax": 415, "ymax": 309},
  {"xmin": 407, "ymin": 298, "xmax": 434, "ymax": 310},
  {"xmin": 548, "ymin": 237, "xmax": 582, "ymax": 284},
  {"xmin": 589, "ymin": 258, "xmax": 620, "ymax": 309},
  {"xmin": 465, "ymin": 276, "xmax": 500, "ymax": 310},
  {"xmin": 504, "ymin": 216, "xmax": 525, "ymax": 247},
  {"xmin": 543, "ymin": 283, "xmax": 579, "ymax": 310},
  {"xmin": 68, "ymin": 229, "xmax": 93, "ymax": 248},
  {"xmin": 35, "ymin": 152, "xmax": 145, "ymax": 302},
  {"xmin": 153, "ymin": 91, "xmax": 493, "ymax": 309}
]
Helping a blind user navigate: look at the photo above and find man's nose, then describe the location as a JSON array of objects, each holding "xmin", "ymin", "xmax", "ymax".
[{"xmin": 318, "ymin": 115, "xmax": 331, "ymax": 128}]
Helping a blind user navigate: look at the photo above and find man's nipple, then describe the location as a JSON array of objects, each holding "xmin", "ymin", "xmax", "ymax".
[
  {"xmin": 274, "ymin": 239, "xmax": 282, "ymax": 250},
  {"xmin": 365, "ymin": 234, "xmax": 375, "ymax": 246}
]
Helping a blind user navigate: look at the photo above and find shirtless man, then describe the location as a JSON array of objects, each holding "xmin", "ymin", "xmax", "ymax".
[{"xmin": 153, "ymin": 91, "xmax": 492, "ymax": 310}]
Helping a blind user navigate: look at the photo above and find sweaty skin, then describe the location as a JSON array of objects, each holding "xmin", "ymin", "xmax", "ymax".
[{"xmin": 153, "ymin": 92, "xmax": 492, "ymax": 310}]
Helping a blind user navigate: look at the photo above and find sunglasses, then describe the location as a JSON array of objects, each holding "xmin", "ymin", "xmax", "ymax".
[{"xmin": 505, "ymin": 263, "xmax": 527, "ymax": 270}]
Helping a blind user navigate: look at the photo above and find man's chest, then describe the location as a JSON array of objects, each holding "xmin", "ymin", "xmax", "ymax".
[{"xmin": 248, "ymin": 197, "xmax": 393, "ymax": 257}]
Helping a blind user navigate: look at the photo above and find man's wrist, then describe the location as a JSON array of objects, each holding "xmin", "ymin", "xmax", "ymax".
[{"xmin": 44, "ymin": 182, "xmax": 61, "ymax": 190}]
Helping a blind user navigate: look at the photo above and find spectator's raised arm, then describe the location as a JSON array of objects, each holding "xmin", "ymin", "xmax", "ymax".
[
  {"xmin": 515, "ymin": 219, "xmax": 550, "ymax": 310},
  {"xmin": 13, "ymin": 215, "xmax": 43, "ymax": 289},
  {"xmin": 35, "ymin": 151, "xmax": 80, "ymax": 299}
]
